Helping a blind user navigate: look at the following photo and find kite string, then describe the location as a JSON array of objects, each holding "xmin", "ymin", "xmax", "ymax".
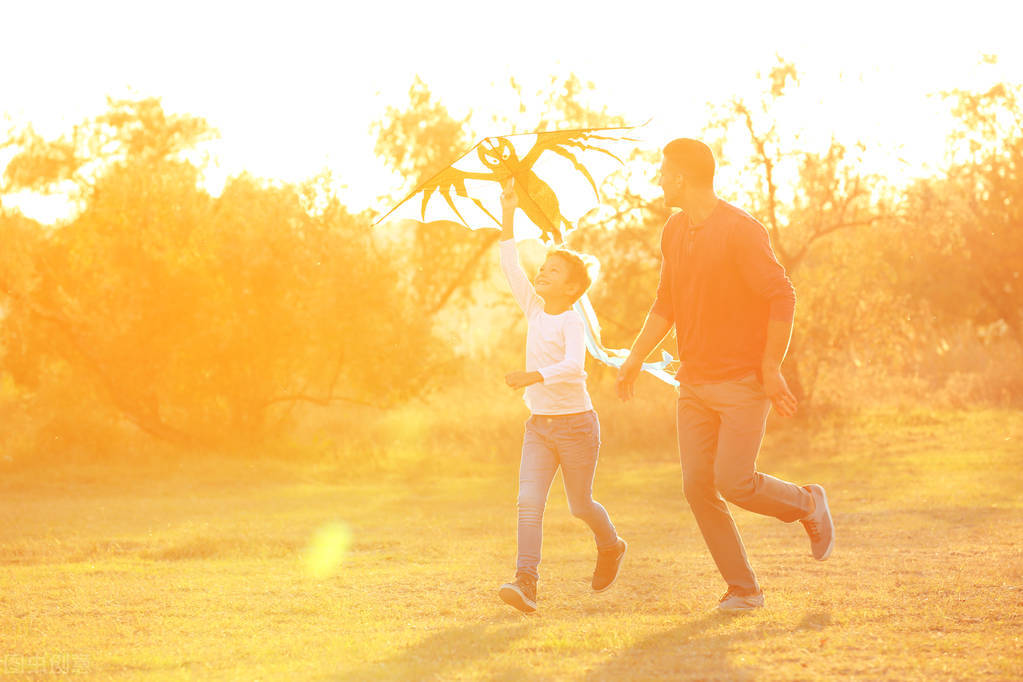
[
  {"xmin": 574, "ymin": 293, "xmax": 679, "ymax": 388},
  {"xmin": 544, "ymin": 232, "xmax": 679, "ymax": 386},
  {"xmin": 539, "ymin": 232, "xmax": 679, "ymax": 388}
]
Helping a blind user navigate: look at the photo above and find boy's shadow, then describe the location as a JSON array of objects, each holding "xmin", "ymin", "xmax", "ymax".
[
  {"xmin": 326, "ymin": 619, "xmax": 531, "ymax": 681},
  {"xmin": 584, "ymin": 608, "xmax": 832, "ymax": 681}
]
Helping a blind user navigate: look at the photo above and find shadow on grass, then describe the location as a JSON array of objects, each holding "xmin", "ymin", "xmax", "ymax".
[
  {"xmin": 583, "ymin": 608, "xmax": 832, "ymax": 682},
  {"xmin": 326, "ymin": 621, "xmax": 531, "ymax": 681}
]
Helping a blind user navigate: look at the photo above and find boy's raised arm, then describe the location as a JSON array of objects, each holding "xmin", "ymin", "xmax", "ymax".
[
  {"xmin": 497, "ymin": 180, "xmax": 540, "ymax": 314},
  {"xmin": 500, "ymin": 180, "xmax": 516, "ymax": 241}
]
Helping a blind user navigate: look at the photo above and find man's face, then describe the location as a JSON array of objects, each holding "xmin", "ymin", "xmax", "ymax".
[{"xmin": 658, "ymin": 158, "xmax": 684, "ymax": 208}]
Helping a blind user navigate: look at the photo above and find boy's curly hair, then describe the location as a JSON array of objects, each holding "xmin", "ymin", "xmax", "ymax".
[{"xmin": 548, "ymin": 247, "xmax": 600, "ymax": 303}]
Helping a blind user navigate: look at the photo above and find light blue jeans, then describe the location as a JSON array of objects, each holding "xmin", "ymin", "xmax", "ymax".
[{"xmin": 516, "ymin": 410, "xmax": 618, "ymax": 580}]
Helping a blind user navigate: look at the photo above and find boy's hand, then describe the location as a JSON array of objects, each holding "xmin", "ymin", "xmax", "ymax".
[
  {"xmin": 500, "ymin": 179, "xmax": 518, "ymax": 214},
  {"xmin": 505, "ymin": 370, "xmax": 542, "ymax": 389},
  {"xmin": 616, "ymin": 355, "xmax": 642, "ymax": 401}
]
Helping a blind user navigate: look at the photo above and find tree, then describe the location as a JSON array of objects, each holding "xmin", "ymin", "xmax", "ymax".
[
  {"xmin": 702, "ymin": 57, "xmax": 890, "ymax": 404},
  {"xmin": 372, "ymin": 77, "xmax": 491, "ymax": 314},
  {"xmin": 935, "ymin": 80, "xmax": 1023, "ymax": 346},
  {"xmin": 372, "ymin": 75, "xmax": 635, "ymax": 318},
  {"xmin": 0, "ymin": 98, "xmax": 448, "ymax": 452}
]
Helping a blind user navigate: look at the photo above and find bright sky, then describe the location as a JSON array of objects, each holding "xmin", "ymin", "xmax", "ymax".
[{"xmin": 3, "ymin": 0, "xmax": 1021, "ymax": 221}]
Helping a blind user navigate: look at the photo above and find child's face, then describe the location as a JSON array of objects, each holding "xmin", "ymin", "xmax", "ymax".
[{"xmin": 534, "ymin": 254, "xmax": 580, "ymax": 302}]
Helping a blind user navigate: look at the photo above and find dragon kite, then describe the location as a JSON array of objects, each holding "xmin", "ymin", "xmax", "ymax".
[{"xmin": 376, "ymin": 125, "xmax": 679, "ymax": 386}]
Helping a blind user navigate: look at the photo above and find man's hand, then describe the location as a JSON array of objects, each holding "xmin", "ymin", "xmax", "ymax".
[
  {"xmin": 506, "ymin": 370, "xmax": 542, "ymax": 389},
  {"xmin": 616, "ymin": 356, "xmax": 642, "ymax": 401},
  {"xmin": 761, "ymin": 365, "xmax": 798, "ymax": 417}
]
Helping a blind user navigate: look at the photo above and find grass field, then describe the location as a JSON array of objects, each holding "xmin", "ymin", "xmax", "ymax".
[{"xmin": 1, "ymin": 408, "xmax": 1021, "ymax": 680}]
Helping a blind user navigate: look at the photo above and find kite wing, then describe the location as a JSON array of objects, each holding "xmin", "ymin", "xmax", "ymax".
[
  {"xmin": 375, "ymin": 122, "xmax": 680, "ymax": 387},
  {"xmin": 375, "ymin": 151, "xmax": 507, "ymax": 232},
  {"xmin": 375, "ymin": 125, "xmax": 637, "ymax": 242},
  {"xmin": 520, "ymin": 128, "xmax": 631, "ymax": 198}
]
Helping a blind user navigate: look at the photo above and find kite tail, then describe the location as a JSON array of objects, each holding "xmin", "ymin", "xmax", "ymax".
[{"xmin": 574, "ymin": 293, "xmax": 679, "ymax": 388}]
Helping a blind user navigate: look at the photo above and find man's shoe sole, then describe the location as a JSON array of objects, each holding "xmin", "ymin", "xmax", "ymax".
[
  {"xmin": 717, "ymin": 600, "xmax": 764, "ymax": 613},
  {"xmin": 717, "ymin": 592, "xmax": 765, "ymax": 612},
  {"xmin": 593, "ymin": 540, "xmax": 627, "ymax": 593},
  {"xmin": 809, "ymin": 485, "xmax": 834, "ymax": 561},
  {"xmin": 499, "ymin": 584, "xmax": 537, "ymax": 613}
]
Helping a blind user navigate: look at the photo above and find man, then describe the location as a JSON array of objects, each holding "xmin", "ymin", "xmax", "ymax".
[{"xmin": 617, "ymin": 138, "xmax": 834, "ymax": 612}]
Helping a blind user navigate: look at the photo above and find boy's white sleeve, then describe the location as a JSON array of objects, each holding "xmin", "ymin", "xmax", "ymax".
[
  {"xmin": 499, "ymin": 239, "xmax": 542, "ymax": 314},
  {"xmin": 537, "ymin": 314, "xmax": 587, "ymax": 385}
]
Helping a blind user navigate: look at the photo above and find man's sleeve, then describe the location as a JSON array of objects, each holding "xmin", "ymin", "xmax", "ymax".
[
  {"xmin": 649, "ymin": 220, "xmax": 676, "ymax": 323},
  {"xmin": 733, "ymin": 219, "xmax": 796, "ymax": 322}
]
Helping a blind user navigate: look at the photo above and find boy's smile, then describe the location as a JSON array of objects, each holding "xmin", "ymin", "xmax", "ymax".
[{"xmin": 534, "ymin": 254, "xmax": 578, "ymax": 303}]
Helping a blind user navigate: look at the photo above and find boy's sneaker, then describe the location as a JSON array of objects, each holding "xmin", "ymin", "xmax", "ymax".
[
  {"xmin": 800, "ymin": 484, "xmax": 834, "ymax": 560},
  {"xmin": 592, "ymin": 538, "xmax": 627, "ymax": 592},
  {"xmin": 717, "ymin": 586, "xmax": 765, "ymax": 612},
  {"xmin": 499, "ymin": 574, "xmax": 537, "ymax": 614}
]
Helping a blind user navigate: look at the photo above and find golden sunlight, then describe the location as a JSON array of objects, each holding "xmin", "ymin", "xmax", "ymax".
[
  {"xmin": 2, "ymin": 1, "xmax": 1021, "ymax": 679},
  {"xmin": 303, "ymin": 522, "xmax": 353, "ymax": 580}
]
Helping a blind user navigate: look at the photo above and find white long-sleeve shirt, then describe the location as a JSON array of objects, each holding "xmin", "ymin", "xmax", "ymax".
[{"xmin": 499, "ymin": 240, "xmax": 593, "ymax": 415}]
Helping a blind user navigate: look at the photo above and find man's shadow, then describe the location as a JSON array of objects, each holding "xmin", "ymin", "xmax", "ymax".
[
  {"xmin": 583, "ymin": 608, "xmax": 832, "ymax": 681},
  {"xmin": 325, "ymin": 608, "xmax": 831, "ymax": 681}
]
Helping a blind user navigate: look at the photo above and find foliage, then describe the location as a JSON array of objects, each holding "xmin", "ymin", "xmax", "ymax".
[
  {"xmin": 701, "ymin": 58, "xmax": 891, "ymax": 403},
  {"xmin": 372, "ymin": 77, "xmax": 491, "ymax": 313},
  {"xmin": 0, "ymin": 99, "xmax": 447, "ymax": 451},
  {"xmin": 372, "ymin": 75, "xmax": 632, "ymax": 317},
  {"xmin": 902, "ymin": 81, "xmax": 1023, "ymax": 347},
  {"xmin": 4, "ymin": 64, "xmax": 1023, "ymax": 462}
]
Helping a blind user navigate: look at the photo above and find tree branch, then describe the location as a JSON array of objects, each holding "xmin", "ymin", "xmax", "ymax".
[
  {"xmin": 737, "ymin": 101, "xmax": 791, "ymax": 266},
  {"xmin": 426, "ymin": 230, "xmax": 501, "ymax": 315}
]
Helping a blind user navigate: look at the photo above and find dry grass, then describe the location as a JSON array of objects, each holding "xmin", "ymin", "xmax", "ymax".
[{"xmin": 1, "ymin": 408, "xmax": 1021, "ymax": 680}]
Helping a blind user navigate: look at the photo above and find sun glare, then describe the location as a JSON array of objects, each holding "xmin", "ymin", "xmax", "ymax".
[
  {"xmin": 3, "ymin": 2, "xmax": 1020, "ymax": 220},
  {"xmin": 303, "ymin": 522, "xmax": 352, "ymax": 580},
  {"xmin": 3, "ymin": 3, "xmax": 1023, "ymax": 679}
]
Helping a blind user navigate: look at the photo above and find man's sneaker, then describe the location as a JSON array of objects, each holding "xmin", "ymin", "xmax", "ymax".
[
  {"xmin": 800, "ymin": 484, "xmax": 834, "ymax": 560},
  {"xmin": 717, "ymin": 586, "xmax": 765, "ymax": 612},
  {"xmin": 592, "ymin": 538, "xmax": 627, "ymax": 592},
  {"xmin": 499, "ymin": 574, "xmax": 537, "ymax": 614}
]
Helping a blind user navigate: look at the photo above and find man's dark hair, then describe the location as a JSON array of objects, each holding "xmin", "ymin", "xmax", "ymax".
[{"xmin": 662, "ymin": 138, "xmax": 715, "ymax": 189}]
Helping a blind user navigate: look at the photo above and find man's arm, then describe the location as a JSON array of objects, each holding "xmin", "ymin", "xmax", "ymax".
[
  {"xmin": 733, "ymin": 218, "xmax": 799, "ymax": 417},
  {"xmin": 616, "ymin": 311, "xmax": 673, "ymax": 401},
  {"xmin": 761, "ymin": 318, "xmax": 798, "ymax": 417},
  {"xmin": 617, "ymin": 219, "xmax": 676, "ymax": 401}
]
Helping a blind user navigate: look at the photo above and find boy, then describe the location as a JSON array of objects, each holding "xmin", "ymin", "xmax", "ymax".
[{"xmin": 496, "ymin": 180, "xmax": 626, "ymax": 614}]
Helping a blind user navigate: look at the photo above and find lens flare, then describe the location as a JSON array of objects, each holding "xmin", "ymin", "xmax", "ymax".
[{"xmin": 303, "ymin": 522, "xmax": 352, "ymax": 579}]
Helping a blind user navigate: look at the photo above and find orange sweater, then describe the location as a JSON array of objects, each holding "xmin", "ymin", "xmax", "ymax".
[{"xmin": 650, "ymin": 201, "xmax": 796, "ymax": 384}]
